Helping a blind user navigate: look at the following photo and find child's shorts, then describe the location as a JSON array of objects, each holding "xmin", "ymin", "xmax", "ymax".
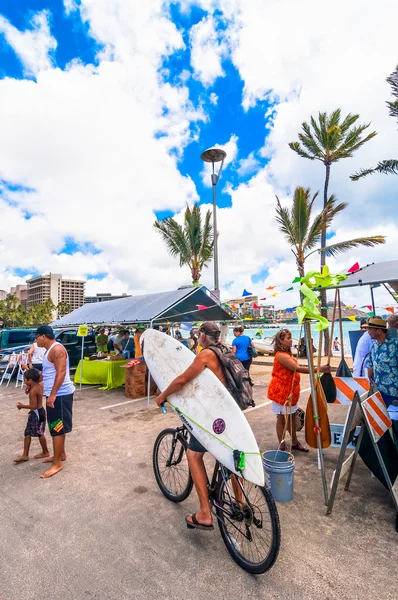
[{"xmin": 24, "ymin": 408, "xmax": 46, "ymax": 437}]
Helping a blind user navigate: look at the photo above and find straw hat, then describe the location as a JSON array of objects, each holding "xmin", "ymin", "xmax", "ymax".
[{"xmin": 367, "ymin": 317, "xmax": 387, "ymax": 330}]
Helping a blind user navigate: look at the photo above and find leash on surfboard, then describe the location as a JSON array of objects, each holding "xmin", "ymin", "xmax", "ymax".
[{"xmin": 161, "ymin": 399, "xmax": 259, "ymax": 474}]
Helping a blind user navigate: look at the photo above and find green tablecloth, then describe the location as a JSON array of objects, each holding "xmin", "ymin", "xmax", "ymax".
[{"xmin": 74, "ymin": 359, "xmax": 127, "ymax": 390}]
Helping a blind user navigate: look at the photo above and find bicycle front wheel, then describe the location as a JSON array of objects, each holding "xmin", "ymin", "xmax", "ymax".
[
  {"xmin": 153, "ymin": 428, "xmax": 193, "ymax": 502},
  {"xmin": 216, "ymin": 477, "xmax": 281, "ymax": 574}
]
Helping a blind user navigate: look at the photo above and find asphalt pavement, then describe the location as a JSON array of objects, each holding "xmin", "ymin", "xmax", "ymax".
[{"xmin": 0, "ymin": 382, "xmax": 396, "ymax": 600}]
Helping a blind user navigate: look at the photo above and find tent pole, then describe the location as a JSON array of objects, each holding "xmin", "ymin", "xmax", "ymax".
[
  {"xmin": 370, "ymin": 285, "xmax": 376, "ymax": 314},
  {"xmin": 304, "ymin": 319, "xmax": 329, "ymax": 505},
  {"xmin": 147, "ymin": 320, "xmax": 153, "ymax": 409}
]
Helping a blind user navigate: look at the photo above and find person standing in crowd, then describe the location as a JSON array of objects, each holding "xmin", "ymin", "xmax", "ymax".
[
  {"xmin": 27, "ymin": 338, "xmax": 46, "ymax": 372},
  {"xmin": 14, "ymin": 368, "xmax": 49, "ymax": 463},
  {"xmin": 121, "ymin": 330, "xmax": 135, "ymax": 359},
  {"xmin": 35, "ymin": 325, "xmax": 75, "ymax": 479},
  {"xmin": 367, "ymin": 316, "xmax": 398, "ymax": 408},
  {"xmin": 96, "ymin": 328, "xmax": 108, "ymax": 354},
  {"xmin": 231, "ymin": 325, "xmax": 255, "ymax": 371},
  {"xmin": 353, "ymin": 319, "xmax": 373, "ymax": 377},
  {"xmin": 113, "ymin": 329, "xmax": 125, "ymax": 354},
  {"xmin": 268, "ymin": 329, "xmax": 330, "ymax": 452}
]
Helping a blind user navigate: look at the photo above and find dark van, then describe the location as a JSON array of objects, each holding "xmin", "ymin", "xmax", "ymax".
[{"xmin": 0, "ymin": 329, "xmax": 36, "ymax": 350}]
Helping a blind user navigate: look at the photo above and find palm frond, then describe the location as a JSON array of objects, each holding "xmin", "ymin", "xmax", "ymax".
[
  {"xmin": 320, "ymin": 236, "xmax": 386, "ymax": 258},
  {"xmin": 275, "ymin": 196, "xmax": 298, "ymax": 251},
  {"xmin": 288, "ymin": 141, "xmax": 316, "ymax": 160},
  {"xmin": 333, "ymin": 126, "xmax": 377, "ymax": 160},
  {"xmin": 292, "ymin": 187, "xmax": 311, "ymax": 243},
  {"xmin": 327, "ymin": 108, "xmax": 342, "ymax": 129},
  {"xmin": 298, "ymin": 132, "xmax": 324, "ymax": 158},
  {"xmin": 339, "ymin": 112, "xmax": 359, "ymax": 134},
  {"xmin": 350, "ymin": 159, "xmax": 398, "ymax": 180},
  {"xmin": 153, "ymin": 218, "xmax": 189, "ymax": 266}
]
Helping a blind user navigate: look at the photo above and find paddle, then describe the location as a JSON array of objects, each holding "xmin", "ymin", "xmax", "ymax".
[
  {"xmin": 305, "ymin": 330, "xmax": 332, "ymax": 449},
  {"xmin": 335, "ymin": 289, "xmax": 352, "ymax": 378},
  {"xmin": 321, "ymin": 289, "xmax": 337, "ymax": 403}
]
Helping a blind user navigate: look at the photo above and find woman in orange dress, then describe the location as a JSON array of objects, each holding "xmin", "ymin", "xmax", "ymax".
[{"xmin": 268, "ymin": 329, "xmax": 329, "ymax": 452}]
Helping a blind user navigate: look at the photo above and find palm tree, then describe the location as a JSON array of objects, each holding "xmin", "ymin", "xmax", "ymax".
[
  {"xmin": 351, "ymin": 65, "xmax": 398, "ymax": 180},
  {"xmin": 57, "ymin": 302, "xmax": 72, "ymax": 318},
  {"xmin": 289, "ymin": 110, "xmax": 377, "ymax": 351},
  {"xmin": 154, "ymin": 202, "xmax": 214, "ymax": 286},
  {"xmin": 275, "ymin": 187, "xmax": 385, "ymax": 338}
]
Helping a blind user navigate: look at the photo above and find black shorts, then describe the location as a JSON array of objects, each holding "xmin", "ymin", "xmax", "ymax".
[
  {"xmin": 32, "ymin": 363, "xmax": 43, "ymax": 372},
  {"xmin": 46, "ymin": 393, "xmax": 73, "ymax": 437},
  {"xmin": 188, "ymin": 434, "xmax": 207, "ymax": 453},
  {"xmin": 24, "ymin": 408, "xmax": 46, "ymax": 437}
]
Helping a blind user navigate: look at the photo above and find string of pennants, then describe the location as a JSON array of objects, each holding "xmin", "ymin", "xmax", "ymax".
[{"xmin": 227, "ymin": 261, "xmax": 397, "ymax": 316}]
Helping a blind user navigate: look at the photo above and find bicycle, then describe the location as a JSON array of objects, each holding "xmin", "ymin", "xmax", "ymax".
[{"xmin": 153, "ymin": 424, "xmax": 281, "ymax": 574}]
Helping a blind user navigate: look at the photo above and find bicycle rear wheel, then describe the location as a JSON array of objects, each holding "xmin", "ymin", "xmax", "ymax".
[
  {"xmin": 216, "ymin": 477, "xmax": 280, "ymax": 574},
  {"xmin": 153, "ymin": 428, "xmax": 193, "ymax": 502}
]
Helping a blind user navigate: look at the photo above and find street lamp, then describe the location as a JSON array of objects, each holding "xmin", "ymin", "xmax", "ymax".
[{"xmin": 200, "ymin": 148, "xmax": 227, "ymax": 297}]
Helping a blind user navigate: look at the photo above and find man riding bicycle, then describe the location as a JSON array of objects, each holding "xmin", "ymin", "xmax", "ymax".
[{"xmin": 156, "ymin": 321, "xmax": 225, "ymax": 530}]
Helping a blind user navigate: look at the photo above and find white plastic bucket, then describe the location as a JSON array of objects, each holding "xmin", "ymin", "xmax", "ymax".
[{"xmin": 262, "ymin": 450, "xmax": 295, "ymax": 503}]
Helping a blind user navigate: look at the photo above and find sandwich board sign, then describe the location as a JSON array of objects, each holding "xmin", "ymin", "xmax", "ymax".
[{"xmin": 327, "ymin": 389, "xmax": 398, "ymax": 531}]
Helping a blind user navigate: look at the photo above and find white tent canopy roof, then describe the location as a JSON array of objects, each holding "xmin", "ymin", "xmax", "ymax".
[
  {"xmin": 51, "ymin": 286, "xmax": 233, "ymax": 327},
  {"xmin": 320, "ymin": 260, "xmax": 398, "ymax": 293}
]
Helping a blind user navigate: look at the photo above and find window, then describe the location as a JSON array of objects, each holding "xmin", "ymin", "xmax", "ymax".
[
  {"xmin": 8, "ymin": 331, "xmax": 34, "ymax": 344},
  {"xmin": 57, "ymin": 331, "xmax": 78, "ymax": 344}
]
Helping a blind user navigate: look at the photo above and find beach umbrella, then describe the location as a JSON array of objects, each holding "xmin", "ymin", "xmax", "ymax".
[{"xmin": 335, "ymin": 289, "xmax": 352, "ymax": 378}]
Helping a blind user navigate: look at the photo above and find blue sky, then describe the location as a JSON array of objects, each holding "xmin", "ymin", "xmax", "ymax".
[{"xmin": 0, "ymin": 0, "xmax": 396, "ymax": 309}]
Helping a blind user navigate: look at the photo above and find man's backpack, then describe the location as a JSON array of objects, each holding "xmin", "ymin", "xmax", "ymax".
[{"xmin": 208, "ymin": 344, "xmax": 255, "ymax": 411}]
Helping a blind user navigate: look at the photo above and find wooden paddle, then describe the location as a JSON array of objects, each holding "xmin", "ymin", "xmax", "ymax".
[
  {"xmin": 321, "ymin": 290, "xmax": 337, "ymax": 403},
  {"xmin": 335, "ymin": 288, "xmax": 352, "ymax": 377},
  {"xmin": 305, "ymin": 330, "xmax": 332, "ymax": 449}
]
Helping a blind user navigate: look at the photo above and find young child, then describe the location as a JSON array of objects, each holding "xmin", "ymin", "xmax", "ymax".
[
  {"xmin": 14, "ymin": 368, "xmax": 49, "ymax": 463},
  {"xmin": 333, "ymin": 337, "xmax": 340, "ymax": 352}
]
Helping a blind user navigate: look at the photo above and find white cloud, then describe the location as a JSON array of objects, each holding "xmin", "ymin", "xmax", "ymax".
[
  {"xmin": 190, "ymin": 15, "xmax": 226, "ymax": 86},
  {"xmin": 1, "ymin": 0, "xmax": 397, "ymax": 313},
  {"xmin": 237, "ymin": 151, "xmax": 260, "ymax": 176},
  {"xmin": 209, "ymin": 92, "xmax": 218, "ymax": 105},
  {"xmin": 0, "ymin": 11, "xmax": 56, "ymax": 76}
]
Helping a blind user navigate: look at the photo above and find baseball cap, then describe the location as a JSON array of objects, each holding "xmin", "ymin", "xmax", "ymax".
[
  {"xmin": 367, "ymin": 317, "xmax": 387, "ymax": 330},
  {"xmin": 199, "ymin": 321, "xmax": 221, "ymax": 337},
  {"xmin": 35, "ymin": 324, "xmax": 54, "ymax": 337}
]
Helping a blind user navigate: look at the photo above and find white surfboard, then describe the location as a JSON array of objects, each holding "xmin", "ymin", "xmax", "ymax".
[{"xmin": 142, "ymin": 329, "xmax": 264, "ymax": 487}]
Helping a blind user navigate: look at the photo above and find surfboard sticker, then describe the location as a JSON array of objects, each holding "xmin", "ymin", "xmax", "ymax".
[{"xmin": 213, "ymin": 418, "xmax": 226, "ymax": 435}]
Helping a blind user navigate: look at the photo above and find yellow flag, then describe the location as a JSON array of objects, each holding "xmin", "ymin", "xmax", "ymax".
[{"xmin": 347, "ymin": 315, "xmax": 356, "ymax": 322}]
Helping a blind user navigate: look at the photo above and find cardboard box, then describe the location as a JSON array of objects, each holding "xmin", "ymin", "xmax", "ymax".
[{"xmin": 124, "ymin": 362, "xmax": 157, "ymax": 399}]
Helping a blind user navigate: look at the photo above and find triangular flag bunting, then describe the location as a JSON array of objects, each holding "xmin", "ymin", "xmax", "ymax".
[
  {"xmin": 348, "ymin": 262, "xmax": 360, "ymax": 273},
  {"xmin": 347, "ymin": 315, "xmax": 357, "ymax": 322},
  {"xmin": 260, "ymin": 297, "xmax": 267, "ymax": 300},
  {"xmin": 196, "ymin": 305, "xmax": 208, "ymax": 311},
  {"xmin": 266, "ymin": 286, "xmax": 276, "ymax": 290},
  {"xmin": 272, "ymin": 292, "xmax": 279, "ymax": 297},
  {"xmin": 386, "ymin": 307, "xmax": 395, "ymax": 314},
  {"xmin": 292, "ymin": 276, "xmax": 301, "ymax": 283},
  {"xmin": 242, "ymin": 289, "xmax": 252, "ymax": 297}
]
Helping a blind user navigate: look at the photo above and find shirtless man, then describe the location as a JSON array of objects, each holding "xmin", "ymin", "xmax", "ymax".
[
  {"xmin": 35, "ymin": 325, "xmax": 75, "ymax": 479},
  {"xmin": 156, "ymin": 321, "xmax": 225, "ymax": 530}
]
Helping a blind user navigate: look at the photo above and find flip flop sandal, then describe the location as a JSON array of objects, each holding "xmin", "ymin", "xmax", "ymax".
[
  {"xmin": 291, "ymin": 442, "xmax": 309, "ymax": 453},
  {"xmin": 185, "ymin": 513, "xmax": 214, "ymax": 531}
]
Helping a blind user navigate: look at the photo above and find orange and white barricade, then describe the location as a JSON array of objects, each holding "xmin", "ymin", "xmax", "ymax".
[{"xmin": 334, "ymin": 377, "xmax": 370, "ymax": 404}]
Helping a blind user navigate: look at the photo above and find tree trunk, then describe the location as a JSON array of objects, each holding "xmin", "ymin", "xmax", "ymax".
[{"xmin": 321, "ymin": 162, "xmax": 331, "ymax": 355}]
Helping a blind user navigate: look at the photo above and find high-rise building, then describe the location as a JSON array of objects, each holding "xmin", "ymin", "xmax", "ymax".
[
  {"xmin": 84, "ymin": 293, "xmax": 131, "ymax": 304},
  {"xmin": 26, "ymin": 273, "xmax": 85, "ymax": 318},
  {"xmin": 0, "ymin": 290, "xmax": 7, "ymax": 301},
  {"xmin": 10, "ymin": 284, "xmax": 28, "ymax": 310}
]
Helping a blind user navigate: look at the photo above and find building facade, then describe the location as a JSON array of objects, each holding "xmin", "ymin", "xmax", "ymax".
[
  {"xmin": 26, "ymin": 274, "xmax": 85, "ymax": 316},
  {"xmin": 10, "ymin": 284, "xmax": 28, "ymax": 310},
  {"xmin": 84, "ymin": 293, "xmax": 131, "ymax": 304},
  {"xmin": 0, "ymin": 290, "xmax": 7, "ymax": 301}
]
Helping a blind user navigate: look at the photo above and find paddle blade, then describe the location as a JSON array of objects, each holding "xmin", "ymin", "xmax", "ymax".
[
  {"xmin": 336, "ymin": 358, "xmax": 352, "ymax": 378},
  {"xmin": 321, "ymin": 372, "xmax": 337, "ymax": 404},
  {"xmin": 305, "ymin": 382, "xmax": 331, "ymax": 449}
]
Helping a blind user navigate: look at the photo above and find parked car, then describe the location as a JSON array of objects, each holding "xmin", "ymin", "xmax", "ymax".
[
  {"xmin": 0, "ymin": 328, "xmax": 36, "ymax": 350},
  {"xmin": 0, "ymin": 328, "xmax": 97, "ymax": 370}
]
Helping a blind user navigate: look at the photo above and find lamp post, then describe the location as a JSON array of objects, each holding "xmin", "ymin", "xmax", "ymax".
[{"xmin": 200, "ymin": 148, "xmax": 227, "ymax": 297}]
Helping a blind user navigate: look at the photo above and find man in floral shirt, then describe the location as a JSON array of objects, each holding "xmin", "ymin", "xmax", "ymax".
[{"xmin": 367, "ymin": 316, "xmax": 398, "ymax": 408}]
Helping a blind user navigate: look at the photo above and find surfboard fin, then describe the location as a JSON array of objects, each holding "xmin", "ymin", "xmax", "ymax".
[{"xmin": 233, "ymin": 450, "xmax": 245, "ymax": 472}]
